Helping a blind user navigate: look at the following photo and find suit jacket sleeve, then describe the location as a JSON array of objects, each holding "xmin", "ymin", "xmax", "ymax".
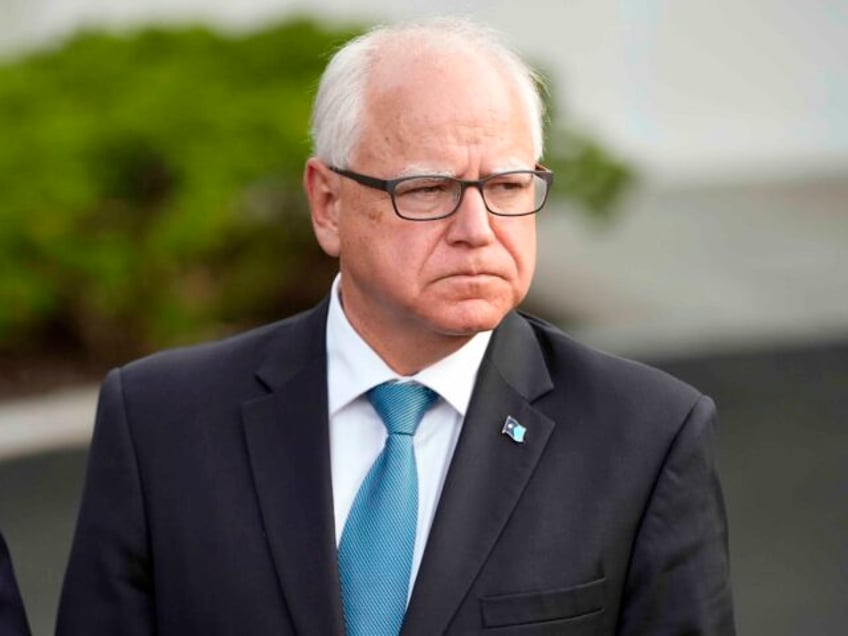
[
  {"xmin": 618, "ymin": 395, "xmax": 735, "ymax": 634},
  {"xmin": 0, "ymin": 530, "xmax": 31, "ymax": 636},
  {"xmin": 56, "ymin": 369, "xmax": 155, "ymax": 636}
]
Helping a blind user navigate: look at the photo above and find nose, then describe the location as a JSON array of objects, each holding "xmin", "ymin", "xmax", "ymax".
[{"xmin": 445, "ymin": 184, "xmax": 495, "ymax": 246}]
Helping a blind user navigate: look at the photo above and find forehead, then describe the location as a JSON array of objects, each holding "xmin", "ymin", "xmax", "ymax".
[{"xmin": 354, "ymin": 41, "xmax": 534, "ymax": 167}]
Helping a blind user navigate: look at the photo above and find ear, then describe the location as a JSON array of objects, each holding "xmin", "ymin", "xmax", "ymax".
[{"xmin": 303, "ymin": 157, "xmax": 341, "ymax": 257}]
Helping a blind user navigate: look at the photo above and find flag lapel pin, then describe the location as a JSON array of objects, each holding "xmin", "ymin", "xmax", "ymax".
[{"xmin": 501, "ymin": 416, "xmax": 526, "ymax": 444}]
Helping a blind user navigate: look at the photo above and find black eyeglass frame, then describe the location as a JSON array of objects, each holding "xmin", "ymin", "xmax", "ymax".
[{"xmin": 328, "ymin": 164, "xmax": 554, "ymax": 221}]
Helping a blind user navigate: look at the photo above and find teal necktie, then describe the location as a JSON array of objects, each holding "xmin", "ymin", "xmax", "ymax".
[{"xmin": 338, "ymin": 380, "xmax": 438, "ymax": 636}]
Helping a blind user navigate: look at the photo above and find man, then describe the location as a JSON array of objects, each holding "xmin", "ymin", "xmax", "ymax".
[
  {"xmin": 0, "ymin": 529, "xmax": 31, "ymax": 635},
  {"xmin": 57, "ymin": 17, "xmax": 735, "ymax": 635}
]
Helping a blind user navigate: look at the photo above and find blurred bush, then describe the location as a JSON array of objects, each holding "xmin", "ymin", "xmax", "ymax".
[{"xmin": 0, "ymin": 18, "xmax": 632, "ymax": 364}]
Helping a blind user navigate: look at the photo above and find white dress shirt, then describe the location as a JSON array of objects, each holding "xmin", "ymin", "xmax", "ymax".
[{"xmin": 325, "ymin": 274, "xmax": 492, "ymax": 600}]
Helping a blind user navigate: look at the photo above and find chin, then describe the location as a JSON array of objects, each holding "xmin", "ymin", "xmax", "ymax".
[{"xmin": 426, "ymin": 300, "xmax": 513, "ymax": 336}]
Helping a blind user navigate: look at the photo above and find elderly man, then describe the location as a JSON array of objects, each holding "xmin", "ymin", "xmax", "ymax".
[{"xmin": 57, "ymin": 17, "xmax": 734, "ymax": 635}]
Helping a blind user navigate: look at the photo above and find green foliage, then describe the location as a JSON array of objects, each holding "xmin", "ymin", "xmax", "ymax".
[
  {"xmin": 0, "ymin": 19, "xmax": 633, "ymax": 361},
  {"xmin": 545, "ymin": 127, "xmax": 635, "ymax": 222},
  {"xmin": 0, "ymin": 20, "xmax": 354, "ymax": 359}
]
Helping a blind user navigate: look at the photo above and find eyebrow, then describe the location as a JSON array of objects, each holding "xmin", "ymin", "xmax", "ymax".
[
  {"xmin": 396, "ymin": 160, "xmax": 534, "ymax": 178},
  {"xmin": 395, "ymin": 164, "xmax": 454, "ymax": 178},
  {"xmin": 491, "ymin": 159, "xmax": 535, "ymax": 172}
]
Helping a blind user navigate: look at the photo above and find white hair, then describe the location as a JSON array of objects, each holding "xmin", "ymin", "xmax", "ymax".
[{"xmin": 309, "ymin": 17, "xmax": 546, "ymax": 168}]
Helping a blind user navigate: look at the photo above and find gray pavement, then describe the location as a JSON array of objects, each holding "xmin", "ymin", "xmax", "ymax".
[
  {"xmin": 651, "ymin": 343, "xmax": 848, "ymax": 635},
  {"xmin": 0, "ymin": 449, "xmax": 83, "ymax": 636}
]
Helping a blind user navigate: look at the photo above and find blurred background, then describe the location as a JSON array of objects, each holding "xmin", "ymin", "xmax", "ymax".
[{"xmin": 1, "ymin": 1, "xmax": 846, "ymax": 633}]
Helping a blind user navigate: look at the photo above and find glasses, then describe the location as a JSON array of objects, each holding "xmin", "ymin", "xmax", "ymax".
[{"xmin": 329, "ymin": 164, "xmax": 554, "ymax": 221}]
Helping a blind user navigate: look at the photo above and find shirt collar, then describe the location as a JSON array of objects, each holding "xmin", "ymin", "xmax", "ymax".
[{"xmin": 326, "ymin": 274, "xmax": 492, "ymax": 417}]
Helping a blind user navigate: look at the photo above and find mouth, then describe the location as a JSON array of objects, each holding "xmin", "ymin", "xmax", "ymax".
[
  {"xmin": 443, "ymin": 270, "xmax": 498, "ymax": 277},
  {"xmin": 436, "ymin": 271, "xmax": 505, "ymax": 284}
]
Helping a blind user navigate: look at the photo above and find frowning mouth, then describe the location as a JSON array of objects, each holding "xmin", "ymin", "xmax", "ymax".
[
  {"xmin": 435, "ymin": 272, "xmax": 505, "ymax": 283},
  {"xmin": 441, "ymin": 272, "xmax": 503, "ymax": 278}
]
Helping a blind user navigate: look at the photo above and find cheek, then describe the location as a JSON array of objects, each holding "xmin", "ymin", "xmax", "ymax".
[
  {"xmin": 503, "ymin": 226, "xmax": 537, "ymax": 306},
  {"xmin": 521, "ymin": 230, "xmax": 537, "ymax": 277},
  {"xmin": 339, "ymin": 206, "xmax": 435, "ymax": 281},
  {"xmin": 337, "ymin": 193, "xmax": 383, "ymax": 255},
  {"xmin": 499, "ymin": 220, "xmax": 537, "ymax": 275}
]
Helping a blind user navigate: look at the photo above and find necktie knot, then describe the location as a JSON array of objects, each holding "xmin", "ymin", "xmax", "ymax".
[{"xmin": 367, "ymin": 381, "xmax": 438, "ymax": 437}]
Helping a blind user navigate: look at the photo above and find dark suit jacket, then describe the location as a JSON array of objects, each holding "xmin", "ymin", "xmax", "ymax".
[
  {"xmin": 0, "ymin": 530, "xmax": 31, "ymax": 636},
  {"xmin": 57, "ymin": 299, "xmax": 734, "ymax": 634}
]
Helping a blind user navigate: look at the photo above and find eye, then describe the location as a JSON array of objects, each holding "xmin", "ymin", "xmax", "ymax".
[
  {"xmin": 486, "ymin": 173, "xmax": 533, "ymax": 195},
  {"xmin": 395, "ymin": 177, "xmax": 453, "ymax": 199}
]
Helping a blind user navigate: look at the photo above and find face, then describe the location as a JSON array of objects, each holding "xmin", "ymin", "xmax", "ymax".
[{"xmin": 306, "ymin": 43, "xmax": 538, "ymax": 368}]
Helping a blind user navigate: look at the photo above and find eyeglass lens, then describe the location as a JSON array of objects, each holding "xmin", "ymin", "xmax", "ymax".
[{"xmin": 393, "ymin": 172, "xmax": 548, "ymax": 219}]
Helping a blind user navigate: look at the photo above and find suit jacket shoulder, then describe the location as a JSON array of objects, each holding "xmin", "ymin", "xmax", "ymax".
[
  {"xmin": 119, "ymin": 299, "xmax": 329, "ymax": 404},
  {"xmin": 512, "ymin": 311, "xmax": 705, "ymax": 440}
]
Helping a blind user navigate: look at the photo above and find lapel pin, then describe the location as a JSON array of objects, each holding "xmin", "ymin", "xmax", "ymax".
[{"xmin": 501, "ymin": 415, "xmax": 526, "ymax": 444}]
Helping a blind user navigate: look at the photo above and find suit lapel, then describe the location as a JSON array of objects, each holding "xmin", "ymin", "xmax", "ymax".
[
  {"xmin": 403, "ymin": 312, "xmax": 556, "ymax": 635},
  {"xmin": 241, "ymin": 300, "xmax": 346, "ymax": 635}
]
